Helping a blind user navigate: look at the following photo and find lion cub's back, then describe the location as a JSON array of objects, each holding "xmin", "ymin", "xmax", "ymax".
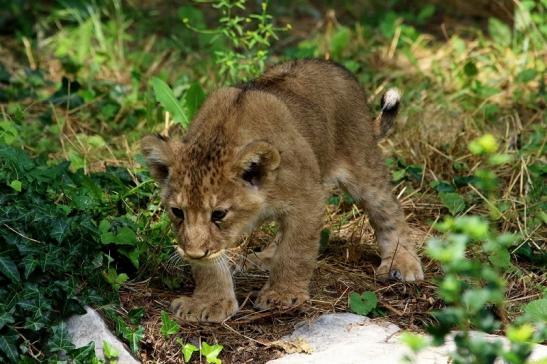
[{"xmin": 249, "ymin": 59, "xmax": 373, "ymax": 166}]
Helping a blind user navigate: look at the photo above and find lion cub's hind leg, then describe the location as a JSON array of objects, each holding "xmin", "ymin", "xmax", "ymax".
[{"xmin": 335, "ymin": 156, "xmax": 424, "ymax": 281}]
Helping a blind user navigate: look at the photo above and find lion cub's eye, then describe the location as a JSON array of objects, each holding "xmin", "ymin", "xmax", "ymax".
[
  {"xmin": 211, "ymin": 209, "xmax": 228, "ymax": 222},
  {"xmin": 171, "ymin": 208, "xmax": 185, "ymax": 220}
]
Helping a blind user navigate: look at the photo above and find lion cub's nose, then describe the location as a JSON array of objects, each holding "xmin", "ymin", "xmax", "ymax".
[{"xmin": 184, "ymin": 247, "xmax": 209, "ymax": 259}]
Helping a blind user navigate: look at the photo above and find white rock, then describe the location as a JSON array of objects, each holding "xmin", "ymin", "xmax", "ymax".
[
  {"xmin": 267, "ymin": 313, "xmax": 547, "ymax": 364},
  {"xmin": 66, "ymin": 306, "xmax": 140, "ymax": 363}
]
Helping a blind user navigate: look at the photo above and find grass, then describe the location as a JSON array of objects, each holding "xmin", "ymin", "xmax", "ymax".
[{"xmin": 0, "ymin": 0, "xmax": 545, "ymax": 362}]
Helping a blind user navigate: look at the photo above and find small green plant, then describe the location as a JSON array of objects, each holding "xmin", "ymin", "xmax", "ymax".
[
  {"xmin": 402, "ymin": 135, "xmax": 547, "ymax": 363},
  {"xmin": 150, "ymin": 77, "xmax": 206, "ymax": 128},
  {"xmin": 183, "ymin": 0, "xmax": 289, "ymax": 82},
  {"xmin": 0, "ymin": 143, "xmax": 156, "ymax": 361},
  {"xmin": 160, "ymin": 310, "xmax": 181, "ymax": 338},
  {"xmin": 103, "ymin": 340, "xmax": 120, "ymax": 363},
  {"xmin": 348, "ymin": 291, "xmax": 379, "ymax": 316},
  {"xmin": 177, "ymin": 339, "xmax": 224, "ymax": 364}
]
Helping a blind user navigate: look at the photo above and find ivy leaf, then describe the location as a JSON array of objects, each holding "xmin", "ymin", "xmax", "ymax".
[
  {"xmin": 22, "ymin": 256, "xmax": 39, "ymax": 279},
  {"xmin": 160, "ymin": 310, "xmax": 180, "ymax": 337},
  {"xmin": 127, "ymin": 307, "xmax": 145, "ymax": 325},
  {"xmin": 439, "ymin": 192, "xmax": 466, "ymax": 215},
  {"xmin": 103, "ymin": 340, "xmax": 120, "ymax": 360},
  {"xmin": 48, "ymin": 322, "xmax": 75, "ymax": 353},
  {"xmin": 102, "ymin": 268, "xmax": 128, "ymax": 291},
  {"xmin": 348, "ymin": 291, "xmax": 378, "ymax": 316},
  {"xmin": 50, "ymin": 219, "xmax": 70, "ymax": 243},
  {"xmin": 125, "ymin": 325, "xmax": 144, "ymax": 353},
  {"xmin": 181, "ymin": 342, "xmax": 198, "ymax": 362},
  {"xmin": 70, "ymin": 342, "xmax": 97, "ymax": 363},
  {"xmin": 0, "ymin": 335, "xmax": 18, "ymax": 361},
  {"xmin": 0, "ymin": 311, "xmax": 15, "ymax": 330},
  {"xmin": 150, "ymin": 77, "xmax": 189, "ymax": 127},
  {"xmin": 0, "ymin": 255, "xmax": 21, "ymax": 284},
  {"xmin": 523, "ymin": 298, "xmax": 547, "ymax": 321},
  {"xmin": 9, "ymin": 180, "xmax": 22, "ymax": 192},
  {"xmin": 201, "ymin": 342, "xmax": 223, "ymax": 364},
  {"xmin": 116, "ymin": 227, "xmax": 137, "ymax": 245}
]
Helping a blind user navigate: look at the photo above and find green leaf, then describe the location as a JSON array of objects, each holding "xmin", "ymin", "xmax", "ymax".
[
  {"xmin": 117, "ymin": 226, "xmax": 137, "ymax": 245},
  {"xmin": 426, "ymin": 236, "xmax": 467, "ymax": 264},
  {"xmin": 392, "ymin": 169, "xmax": 406, "ymax": 182},
  {"xmin": 50, "ymin": 220, "xmax": 70, "ymax": 243},
  {"xmin": 469, "ymin": 134, "xmax": 498, "ymax": 155},
  {"xmin": 0, "ymin": 311, "xmax": 15, "ymax": 330},
  {"xmin": 488, "ymin": 18, "xmax": 512, "ymax": 46},
  {"xmin": 348, "ymin": 291, "xmax": 378, "ymax": 316},
  {"xmin": 462, "ymin": 289, "xmax": 491, "ymax": 314},
  {"xmin": 506, "ymin": 324, "xmax": 534, "ymax": 343},
  {"xmin": 70, "ymin": 342, "xmax": 97, "ymax": 363},
  {"xmin": 416, "ymin": 5, "xmax": 435, "ymax": 23},
  {"xmin": 516, "ymin": 68, "xmax": 537, "ymax": 83},
  {"xmin": 126, "ymin": 326, "xmax": 144, "ymax": 353},
  {"xmin": 103, "ymin": 340, "xmax": 120, "ymax": 360},
  {"xmin": 128, "ymin": 307, "xmax": 145, "ymax": 325},
  {"xmin": 488, "ymin": 153, "xmax": 512, "ymax": 166},
  {"xmin": 184, "ymin": 82, "xmax": 206, "ymax": 120},
  {"xmin": 201, "ymin": 342, "xmax": 223, "ymax": 364},
  {"xmin": 9, "ymin": 179, "xmax": 22, "ymax": 192},
  {"xmin": 160, "ymin": 310, "xmax": 180, "ymax": 337},
  {"xmin": 181, "ymin": 342, "xmax": 198, "ymax": 362},
  {"xmin": 488, "ymin": 248, "xmax": 512, "ymax": 268},
  {"xmin": 103, "ymin": 268, "xmax": 128, "ymax": 290},
  {"xmin": 463, "ymin": 61, "xmax": 478, "ymax": 77},
  {"xmin": 330, "ymin": 26, "xmax": 351, "ymax": 58},
  {"xmin": 150, "ymin": 77, "xmax": 189, "ymax": 127},
  {"xmin": 439, "ymin": 192, "xmax": 466, "ymax": 215},
  {"xmin": 400, "ymin": 332, "xmax": 429, "ymax": 353},
  {"xmin": 0, "ymin": 120, "xmax": 19, "ymax": 145},
  {"xmin": 319, "ymin": 228, "xmax": 330, "ymax": 252},
  {"xmin": 49, "ymin": 322, "xmax": 75, "ymax": 353},
  {"xmin": 523, "ymin": 298, "xmax": 547, "ymax": 321},
  {"xmin": 0, "ymin": 255, "xmax": 21, "ymax": 284},
  {"xmin": 0, "ymin": 335, "xmax": 18, "ymax": 361}
]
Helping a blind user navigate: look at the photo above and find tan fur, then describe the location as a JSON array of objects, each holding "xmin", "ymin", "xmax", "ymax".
[{"xmin": 141, "ymin": 60, "xmax": 423, "ymax": 323}]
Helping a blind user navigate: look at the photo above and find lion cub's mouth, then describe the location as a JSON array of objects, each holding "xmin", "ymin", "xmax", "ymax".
[{"xmin": 175, "ymin": 246, "xmax": 225, "ymax": 262}]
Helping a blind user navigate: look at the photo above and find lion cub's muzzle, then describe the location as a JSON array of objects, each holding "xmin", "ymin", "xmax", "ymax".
[{"xmin": 175, "ymin": 245, "xmax": 223, "ymax": 262}]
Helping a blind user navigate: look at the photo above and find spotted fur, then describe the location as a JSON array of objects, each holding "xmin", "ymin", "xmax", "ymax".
[{"xmin": 141, "ymin": 59, "xmax": 423, "ymax": 323}]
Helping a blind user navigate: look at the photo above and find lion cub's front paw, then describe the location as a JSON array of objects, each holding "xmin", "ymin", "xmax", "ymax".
[
  {"xmin": 377, "ymin": 250, "xmax": 424, "ymax": 282},
  {"xmin": 170, "ymin": 295, "xmax": 238, "ymax": 322},
  {"xmin": 255, "ymin": 287, "xmax": 309, "ymax": 310}
]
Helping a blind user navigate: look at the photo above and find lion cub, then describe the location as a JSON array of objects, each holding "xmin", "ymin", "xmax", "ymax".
[{"xmin": 141, "ymin": 59, "xmax": 423, "ymax": 322}]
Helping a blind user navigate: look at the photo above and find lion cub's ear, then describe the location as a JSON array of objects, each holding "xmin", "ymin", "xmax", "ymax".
[
  {"xmin": 141, "ymin": 134, "xmax": 174, "ymax": 182},
  {"xmin": 234, "ymin": 141, "xmax": 280, "ymax": 187}
]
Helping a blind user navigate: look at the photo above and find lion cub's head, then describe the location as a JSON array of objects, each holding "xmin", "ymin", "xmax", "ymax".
[{"xmin": 141, "ymin": 123, "xmax": 280, "ymax": 262}]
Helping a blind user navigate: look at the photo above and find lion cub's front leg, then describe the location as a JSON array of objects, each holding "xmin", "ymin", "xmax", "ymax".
[
  {"xmin": 170, "ymin": 257, "xmax": 238, "ymax": 322},
  {"xmin": 256, "ymin": 202, "xmax": 323, "ymax": 310}
]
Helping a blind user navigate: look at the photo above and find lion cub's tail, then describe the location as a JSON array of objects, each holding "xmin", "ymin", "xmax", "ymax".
[{"xmin": 374, "ymin": 88, "xmax": 401, "ymax": 139}]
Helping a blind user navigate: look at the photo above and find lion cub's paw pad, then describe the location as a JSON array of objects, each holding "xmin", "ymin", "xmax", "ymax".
[
  {"xmin": 377, "ymin": 252, "xmax": 424, "ymax": 282},
  {"xmin": 255, "ymin": 289, "xmax": 309, "ymax": 310},
  {"xmin": 170, "ymin": 296, "xmax": 238, "ymax": 322}
]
